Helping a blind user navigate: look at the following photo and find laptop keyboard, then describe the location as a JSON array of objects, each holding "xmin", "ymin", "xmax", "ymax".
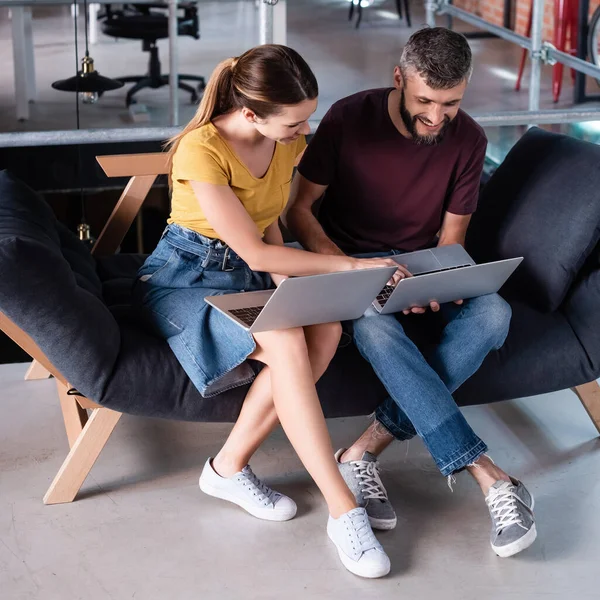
[
  {"xmin": 376, "ymin": 264, "xmax": 472, "ymax": 307},
  {"xmin": 376, "ymin": 285, "xmax": 397, "ymax": 306},
  {"xmin": 229, "ymin": 306, "xmax": 265, "ymax": 327}
]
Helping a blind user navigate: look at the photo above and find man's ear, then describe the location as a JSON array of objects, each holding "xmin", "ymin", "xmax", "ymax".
[{"xmin": 393, "ymin": 66, "xmax": 403, "ymax": 90}]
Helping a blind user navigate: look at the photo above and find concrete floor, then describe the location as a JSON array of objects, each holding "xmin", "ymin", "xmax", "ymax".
[
  {"xmin": 1, "ymin": 362, "xmax": 600, "ymax": 599},
  {"xmin": 1, "ymin": 0, "xmax": 599, "ymax": 132}
]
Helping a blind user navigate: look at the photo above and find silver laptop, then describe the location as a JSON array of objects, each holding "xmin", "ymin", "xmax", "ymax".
[
  {"xmin": 373, "ymin": 245, "xmax": 523, "ymax": 314},
  {"xmin": 205, "ymin": 266, "xmax": 397, "ymax": 333}
]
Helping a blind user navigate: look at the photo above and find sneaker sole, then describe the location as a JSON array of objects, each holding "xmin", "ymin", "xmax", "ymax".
[
  {"xmin": 492, "ymin": 523, "xmax": 537, "ymax": 558},
  {"xmin": 327, "ymin": 532, "xmax": 391, "ymax": 578},
  {"xmin": 199, "ymin": 477, "xmax": 297, "ymax": 522},
  {"xmin": 369, "ymin": 516, "xmax": 397, "ymax": 531}
]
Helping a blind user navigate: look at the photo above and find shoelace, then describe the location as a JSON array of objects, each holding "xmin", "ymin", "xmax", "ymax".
[
  {"xmin": 348, "ymin": 509, "xmax": 379, "ymax": 552},
  {"xmin": 238, "ymin": 466, "xmax": 280, "ymax": 507},
  {"xmin": 353, "ymin": 460, "xmax": 388, "ymax": 500},
  {"xmin": 487, "ymin": 486, "xmax": 528, "ymax": 533}
]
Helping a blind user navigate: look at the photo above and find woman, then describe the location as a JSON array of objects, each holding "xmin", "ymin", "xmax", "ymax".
[{"xmin": 135, "ymin": 45, "xmax": 403, "ymax": 578}]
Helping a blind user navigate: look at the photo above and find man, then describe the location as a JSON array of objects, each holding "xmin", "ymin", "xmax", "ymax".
[{"xmin": 286, "ymin": 27, "xmax": 537, "ymax": 558}]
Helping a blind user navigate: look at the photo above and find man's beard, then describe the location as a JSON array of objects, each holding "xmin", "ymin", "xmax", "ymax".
[{"xmin": 399, "ymin": 90, "xmax": 451, "ymax": 146}]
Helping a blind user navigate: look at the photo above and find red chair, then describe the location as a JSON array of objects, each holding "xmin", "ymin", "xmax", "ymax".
[{"xmin": 515, "ymin": 0, "xmax": 579, "ymax": 102}]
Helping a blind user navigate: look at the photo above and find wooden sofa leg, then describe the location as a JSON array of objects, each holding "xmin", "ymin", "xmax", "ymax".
[
  {"xmin": 24, "ymin": 359, "xmax": 51, "ymax": 380},
  {"xmin": 573, "ymin": 381, "xmax": 600, "ymax": 435},
  {"xmin": 43, "ymin": 407, "xmax": 122, "ymax": 505},
  {"xmin": 56, "ymin": 381, "xmax": 89, "ymax": 448}
]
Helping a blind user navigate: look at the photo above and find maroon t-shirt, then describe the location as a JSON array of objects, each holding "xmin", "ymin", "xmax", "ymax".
[{"xmin": 298, "ymin": 88, "xmax": 487, "ymax": 254}]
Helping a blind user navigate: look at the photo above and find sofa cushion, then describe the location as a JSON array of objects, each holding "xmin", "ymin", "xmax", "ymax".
[
  {"xmin": 96, "ymin": 253, "xmax": 146, "ymax": 307},
  {"xmin": 0, "ymin": 171, "xmax": 120, "ymax": 399},
  {"xmin": 562, "ymin": 245, "xmax": 600, "ymax": 370},
  {"xmin": 98, "ymin": 317, "xmax": 387, "ymax": 421},
  {"xmin": 467, "ymin": 128, "xmax": 600, "ymax": 313},
  {"xmin": 455, "ymin": 299, "xmax": 596, "ymax": 405},
  {"xmin": 0, "ymin": 170, "xmax": 59, "ymax": 246},
  {"xmin": 56, "ymin": 222, "xmax": 103, "ymax": 299}
]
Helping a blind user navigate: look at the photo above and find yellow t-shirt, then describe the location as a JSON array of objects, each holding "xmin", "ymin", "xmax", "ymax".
[{"xmin": 169, "ymin": 123, "xmax": 307, "ymax": 238}]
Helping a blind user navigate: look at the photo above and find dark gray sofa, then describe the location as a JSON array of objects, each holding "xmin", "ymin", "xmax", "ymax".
[{"xmin": 1, "ymin": 127, "xmax": 599, "ymax": 423}]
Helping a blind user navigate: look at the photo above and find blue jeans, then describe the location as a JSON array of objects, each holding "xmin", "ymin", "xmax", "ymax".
[
  {"xmin": 134, "ymin": 224, "xmax": 271, "ymax": 397},
  {"xmin": 352, "ymin": 252, "xmax": 512, "ymax": 476}
]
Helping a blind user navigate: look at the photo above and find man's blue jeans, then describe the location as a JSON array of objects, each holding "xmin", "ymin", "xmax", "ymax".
[{"xmin": 352, "ymin": 251, "xmax": 512, "ymax": 476}]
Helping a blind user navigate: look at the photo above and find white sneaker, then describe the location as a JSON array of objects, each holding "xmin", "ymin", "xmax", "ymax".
[
  {"xmin": 199, "ymin": 458, "xmax": 297, "ymax": 522},
  {"xmin": 327, "ymin": 507, "xmax": 391, "ymax": 578}
]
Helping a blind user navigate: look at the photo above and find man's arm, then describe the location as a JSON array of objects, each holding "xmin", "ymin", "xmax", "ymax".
[
  {"xmin": 412, "ymin": 136, "xmax": 485, "ymax": 313},
  {"xmin": 438, "ymin": 212, "xmax": 472, "ymax": 247},
  {"xmin": 284, "ymin": 173, "xmax": 346, "ymax": 257}
]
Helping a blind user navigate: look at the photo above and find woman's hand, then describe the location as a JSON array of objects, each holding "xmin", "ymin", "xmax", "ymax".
[
  {"xmin": 271, "ymin": 273, "xmax": 289, "ymax": 287},
  {"xmin": 347, "ymin": 257, "xmax": 412, "ymax": 286}
]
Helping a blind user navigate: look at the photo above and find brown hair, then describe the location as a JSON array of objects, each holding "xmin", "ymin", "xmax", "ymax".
[{"xmin": 165, "ymin": 44, "xmax": 318, "ymax": 161}]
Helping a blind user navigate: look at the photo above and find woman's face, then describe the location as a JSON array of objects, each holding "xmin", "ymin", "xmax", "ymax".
[{"xmin": 248, "ymin": 98, "xmax": 318, "ymax": 144}]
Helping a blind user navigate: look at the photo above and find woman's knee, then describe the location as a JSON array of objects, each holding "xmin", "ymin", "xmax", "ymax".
[
  {"xmin": 315, "ymin": 321, "xmax": 343, "ymax": 341},
  {"xmin": 253, "ymin": 327, "xmax": 308, "ymax": 360},
  {"xmin": 306, "ymin": 322, "xmax": 343, "ymax": 359}
]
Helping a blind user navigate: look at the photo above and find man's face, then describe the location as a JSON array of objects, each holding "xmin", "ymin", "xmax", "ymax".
[{"xmin": 397, "ymin": 71, "xmax": 467, "ymax": 146}]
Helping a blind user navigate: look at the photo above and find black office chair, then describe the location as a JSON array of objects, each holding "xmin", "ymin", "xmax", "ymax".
[{"xmin": 101, "ymin": 3, "xmax": 206, "ymax": 107}]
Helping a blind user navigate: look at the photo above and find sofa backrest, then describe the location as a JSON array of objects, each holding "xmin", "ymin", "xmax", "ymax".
[
  {"xmin": 466, "ymin": 127, "xmax": 600, "ymax": 313},
  {"xmin": 0, "ymin": 170, "xmax": 120, "ymax": 399}
]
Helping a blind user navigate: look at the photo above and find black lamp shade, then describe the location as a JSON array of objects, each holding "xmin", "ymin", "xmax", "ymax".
[{"xmin": 52, "ymin": 71, "xmax": 124, "ymax": 93}]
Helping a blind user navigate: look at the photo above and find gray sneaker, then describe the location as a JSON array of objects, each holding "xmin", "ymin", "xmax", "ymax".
[
  {"xmin": 486, "ymin": 477, "xmax": 537, "ymax": 557},
  {"xmin": 335, "ymin": 449, "xmax": 397, "ymax": 530}
]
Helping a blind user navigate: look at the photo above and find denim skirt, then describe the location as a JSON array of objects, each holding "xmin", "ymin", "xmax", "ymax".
[{"xmin": 133, "ymin": 223, "xmax": 272, "ymax": 397}]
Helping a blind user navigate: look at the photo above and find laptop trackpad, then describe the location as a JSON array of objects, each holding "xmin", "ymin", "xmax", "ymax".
[{"xmin": 393, "ymin": 250, "xmax": 441, "ymax": 274}]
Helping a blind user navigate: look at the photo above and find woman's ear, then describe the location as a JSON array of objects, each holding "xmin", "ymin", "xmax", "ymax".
[{"xmin": 241, "ymin": 107, "xmax": 259, "ymax": 124}]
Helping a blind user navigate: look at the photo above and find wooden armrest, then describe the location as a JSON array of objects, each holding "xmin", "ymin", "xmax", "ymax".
[
  {"xmin": 93, "ymin": 153, "xmax": 170, "ymax": 256},
  {"xmin": 91, "ymin": 174, "xmax": 158, "ymax": 257},
  {"xmin": 96, "ymin": 153, "xmax": 169, "ymax": 178}
]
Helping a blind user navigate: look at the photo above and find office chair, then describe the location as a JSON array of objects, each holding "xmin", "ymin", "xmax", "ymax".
[{"xmin": 101, "ymin": 3, "xmax": 206, "ymax": 106}]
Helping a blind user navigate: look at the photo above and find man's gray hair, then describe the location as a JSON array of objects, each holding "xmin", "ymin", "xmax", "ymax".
[{"xmin": 399, "ymin": 27, "xmax": 473, "ymax": 90}]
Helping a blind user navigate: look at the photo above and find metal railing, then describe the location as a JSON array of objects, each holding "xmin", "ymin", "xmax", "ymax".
[
  {"xmin": 426, "ymin": 0, "xmax": 600, "ymax": 112},
  {"xmin": 3, "ymin": 110, "xmax": 600, "ymax": 148},
  {"xmin": 259, "ymin": 0, "xmax": 278, "ymax": 44}
]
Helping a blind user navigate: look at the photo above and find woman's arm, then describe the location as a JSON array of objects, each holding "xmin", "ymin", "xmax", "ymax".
[
  {"xmin": 190, "ymin": 180, "xmax": 399, "ymax": 277},
  {"xmin": 190, "ymin": 180, "xmax": 347, "ymax": 275},
  {"xmin": 263, "ymin": 220, "xmax": 288, "ymax": 286}
]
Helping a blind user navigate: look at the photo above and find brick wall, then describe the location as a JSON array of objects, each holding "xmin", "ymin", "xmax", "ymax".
[{"xmin": 453, "ymin": 0, "xmax": 600, "ymax": 42}]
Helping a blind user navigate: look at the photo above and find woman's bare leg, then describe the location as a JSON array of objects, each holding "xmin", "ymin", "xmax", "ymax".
[
  {"xmin": 213, "ymin": 322, "xmax": 342, "ymax": 477},
  {"xmin": 247, "ymin": 326, "xmax": 355, "ymax": 518},
  {"xmin": 204, "ymin": 324, "xmax": 390, "ymax": 578}
]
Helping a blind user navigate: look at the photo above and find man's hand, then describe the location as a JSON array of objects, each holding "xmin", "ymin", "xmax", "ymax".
[
  {"xmin": 401, "ymin": 211, "xmax": 471, "ymax": 313},
  {"xmin": 402, "ymin": 298, "xmax": 463, "ymax": 315}
]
